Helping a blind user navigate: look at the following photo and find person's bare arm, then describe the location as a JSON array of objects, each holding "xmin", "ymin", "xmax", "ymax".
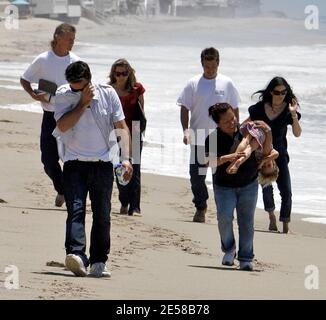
[
  {"xmin": 114, "ymin": 119, "xmax": 133, "ymax": 180},
  {"xmin": 259, "ymin": 149, "xmax": 279, "ymax": 168},
  {"xmin": 253, "ymin": 120, "xmax": 280, "ymax": 168},
  {"xmin": 265, "ymin": 149, "xmax": 279, "ymax": 161},
  {"xmin": 207, "ymin": 152, "xmax": 246, "ymax": 168},
  {"xmin": 262, "ymin": 130, "xmax": 273, "ymax": 156},
  {"xmin": 180, "ymin": 106, "xmax": 190, "ymax": 145},
  {"xmin": 138, "ymin": 94, "xmax": 144, "ymax": 111},
  {"xmin": 289, "ymin": 99, "xmax": 302, "ymax": 137},
  {"xmin": 253, "ymin": 120, "xmax": 273, "ymax": 156},
  {"xmin": 20, "ymin": 78, "xmax": 49, "ymax": 103}
]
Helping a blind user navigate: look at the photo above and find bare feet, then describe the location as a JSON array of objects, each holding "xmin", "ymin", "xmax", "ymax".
[
  {"xmin": 282, "ymin": 222, "xmax": 289, "ymax": 234},
  {"xmin": 268, "ymin": 212, "xmax": 278, "ymax": 231},
  {"xmin": 227, "ymin": 150, "xmax": 251, "ymax": 174}
]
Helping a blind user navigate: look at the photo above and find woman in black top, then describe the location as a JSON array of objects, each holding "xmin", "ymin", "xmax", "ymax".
[
  {"xmin": 248, "ymin": 77, "xmax": 302, "ymax": 233},
  {"xmin": 205, "ymin": 103, "xmax": 272, "ymax": 271}
]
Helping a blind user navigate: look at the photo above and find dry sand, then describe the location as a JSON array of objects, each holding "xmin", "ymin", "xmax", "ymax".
[
  {"xmin": 0, "ymin": 16, "xmax": 326, "ymax": 300},
  {"xmin": 0, "ymin": 108, "xmax": 326, "ymax": 299}
]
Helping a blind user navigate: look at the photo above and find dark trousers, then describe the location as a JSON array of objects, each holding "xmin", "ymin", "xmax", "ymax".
[
  {"xmin": 116, "ymin": 142, "xmax": 142, "ymax": 214},
  {"xmin": 189, "ymin": 145, "xmax": 208, "ymax": 210},
  {"xmin": 262, "ymin": 154, "xmax": 292, "ymax": 222},
  {"xmin": 40, "ymin": 111, "xmax": 64, "ymax": 195},
  {"xmin": 63, "ymin": 160, "xmax": 114, "ymax": 267}
]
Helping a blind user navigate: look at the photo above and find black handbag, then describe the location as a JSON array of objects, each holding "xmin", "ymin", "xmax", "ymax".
[{"xmin": 134, "ymin": 100, "xmax": 147, "ymax": 133}]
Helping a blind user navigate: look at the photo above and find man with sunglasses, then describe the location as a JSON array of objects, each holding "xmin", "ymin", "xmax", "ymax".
[
  {"xmin": 20, "ymin": 23, "xmax": 79, "ymax": 208},
  {"xmin": 52, "ymin": 61, "xmax": 133, "ymax": 277},
  {"xmin": 177, "ymin": 47, "xmax": 240, "ymax": 223}
]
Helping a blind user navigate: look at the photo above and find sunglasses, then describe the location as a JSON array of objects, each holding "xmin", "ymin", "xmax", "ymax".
[
  {"xmin": 71, "ymin": 86, "xmax": 85, "ymax": 92},
  {"xmin": 272, "ymin": 89, "xmax": 287, "ymax": 96},
  {"xmin": 70, "ymin": 80, "xmax": 90, "ymax": 92},
  {"xmin": 68, "ymin": 77, "xmax": 85, "ymax": 83},
  {"xmin": 115, "ymin": 71, "xmax": 129, "ymax": 77}
]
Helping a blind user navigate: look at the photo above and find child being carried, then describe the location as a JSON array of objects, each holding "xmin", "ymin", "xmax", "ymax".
[{"xmin": 227, "ymin": 121, "xmax": 279, "ymax": 187}]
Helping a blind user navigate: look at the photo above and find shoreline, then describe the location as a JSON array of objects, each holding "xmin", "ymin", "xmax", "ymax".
[
  {"xmin": 1, "ymin": 16, "xmax": 326, "ymax": 63},
  {"xmin": 1, "ymin": 105, "xmax": 326, "ymax": 299},
  {"xmin": 0, "ymin": 106, "xmax": 324, "ymax": 224},
  {"xmin": 0, "ymin": 106, "xmax": 324, "ymax": 234}
]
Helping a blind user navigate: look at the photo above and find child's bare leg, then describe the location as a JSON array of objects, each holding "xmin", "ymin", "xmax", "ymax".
[
  {"xmin": 227, "ymin": 151, "xmax": 250, "ymax": 174},
  {"xmin": 226, "ymin": 135, "xmax": 251, "ymax": 174},
  {"xmin": 234, "ymin": 133, "xmax": 251, "ymax": 153},
  {"xmin": 227, "ymin": 136, "xmax": 260, "ymax": 174}
]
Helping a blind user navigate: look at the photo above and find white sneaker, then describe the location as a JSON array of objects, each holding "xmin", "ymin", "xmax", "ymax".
[
  {"xmin": 65, "ymin": 254, "xmax": 87, "ymax": 277},
  {"xmin": 222, "ymin": 251, "xmax": 236, "ymax": 266},
  {"xmin": 239, "ymin": 261, "xmax": 254, "ymax": 271},
  {"xmin": 89, "ymin": 262, "xmax": 111, "ymax": 278}
]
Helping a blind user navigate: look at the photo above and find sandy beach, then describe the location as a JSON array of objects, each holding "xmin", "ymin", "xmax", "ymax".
[
  {"xmin": 1, "ymin": 108, "xmax": 326, "ymax": 299},
  {"xmin": 0, "ymin": 16, "xmax": 326, "ymax": 300}
]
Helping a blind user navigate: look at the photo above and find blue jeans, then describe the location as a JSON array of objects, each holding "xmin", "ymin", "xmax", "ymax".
[
  {"xmin": 213, "ymin": 180, "xmax": 258, "ymax": 262},
  {"xmin": 116, "ymin": 142, "xmax": 142, "ymax": 213},
  {"xmin": 262, "ymin": 154, "xmax": 292, "ymax": 222},
  {"xmin": 63, "ymin": 160, "xmax": 113, "ymax": 267},
  {"xmin": 189, "ymin": 145, "xmax": 209, "ymax": 210},
  {"xmin": 40, "ymin": 111, "xmax": 64, "ymax": 195}
]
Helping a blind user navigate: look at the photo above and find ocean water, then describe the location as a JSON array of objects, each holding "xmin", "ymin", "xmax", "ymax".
[{"xmin": 1, "ymin": 41, "xmax": 325, "ymax": 222}]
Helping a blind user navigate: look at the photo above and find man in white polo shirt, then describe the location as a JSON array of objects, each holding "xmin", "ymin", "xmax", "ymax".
[
  {"xmin": 53, "ymin": 61, "xmax": 132, "ymax": 278},
  {"xmin": 177, "ymin": 47, "xmax": 240, "ymax": 223},
  {"xmin": 20, "ymin": 23, "xmax": 79, "ymax": 207}
]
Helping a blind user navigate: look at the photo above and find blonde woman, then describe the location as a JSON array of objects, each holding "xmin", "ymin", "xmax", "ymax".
[{"xmin": 109, "ymin": 59, "xmax": 145, "ymax": 216}]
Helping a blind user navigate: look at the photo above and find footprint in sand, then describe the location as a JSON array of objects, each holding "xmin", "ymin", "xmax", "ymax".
[
  {"xmin": 0, "ymin": 119, "xmax": 18, "ymax": 123},
  {"xmin": 46, "ymin": 261, "xmax": 65, "ymax": 268}
]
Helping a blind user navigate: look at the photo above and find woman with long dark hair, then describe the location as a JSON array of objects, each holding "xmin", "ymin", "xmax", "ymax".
[
  {"xmin": 109, "ymin": 59, "xmax": 145, "ymax": 216},
  {"xmin": 248, "ymin": 77, "xmax": 302, "ymax": 233}
]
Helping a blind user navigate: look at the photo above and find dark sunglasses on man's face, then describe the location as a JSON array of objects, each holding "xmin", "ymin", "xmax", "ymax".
[
  {"xmin": 70, "ymin": 80, "xmax": 89, "ymax": 92},
  {"xmin": 272, "ymin": 89, "xmax": 287, "ymax": 96},
  {"xmin": 115, "ymin": 71, "xmax": 129, "ymax": 77}
]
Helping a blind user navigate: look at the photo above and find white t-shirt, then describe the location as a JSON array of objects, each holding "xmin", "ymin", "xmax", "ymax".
[
  {"xmin": 177, "ymin": 73, "xmax": 240, "ymax": 145},
  {"xmin": 53, "ymin": 84, "xmax": 125, "ymax": 162},
  {"xmin": 22, "ymin": 50, "xmax": 79, "ymax": 112}
]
